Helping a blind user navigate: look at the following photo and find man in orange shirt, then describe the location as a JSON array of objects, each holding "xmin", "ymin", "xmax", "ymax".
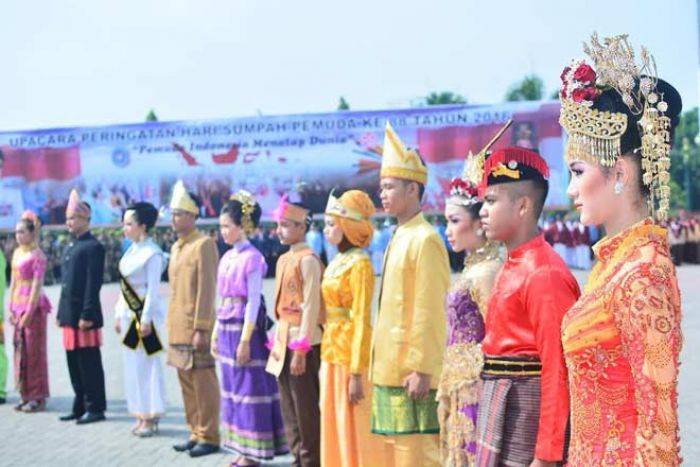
[{"xmin": 266, "ymin": 196, "xmax": 324, "ymax": 467}]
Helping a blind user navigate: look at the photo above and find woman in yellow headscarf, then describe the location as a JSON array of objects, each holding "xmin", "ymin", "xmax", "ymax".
[{"xmin": 320, "ymin": 189, "xmax": 383, "ymax": 467}]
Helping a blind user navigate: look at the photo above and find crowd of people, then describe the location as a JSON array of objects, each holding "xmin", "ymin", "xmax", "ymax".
[
  {"xmin": 668, "ymin": 214, "xmax": 700, "ymax": 266},
  {"xmin": 0, "ymin": 33, "xmax": 689, "ymax": 467},
  {"xmin": 0, "ymin": 215, "xmax": 464, "ymax": 286}
]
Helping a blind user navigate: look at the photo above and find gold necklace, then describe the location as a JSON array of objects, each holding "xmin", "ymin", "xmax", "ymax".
[{"xmin": 463, "ymin": 241, "xmax": 500, "ymax": 269}]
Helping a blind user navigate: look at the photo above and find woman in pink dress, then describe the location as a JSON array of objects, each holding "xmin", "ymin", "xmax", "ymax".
[{"xmin": 9, "ymin": 211, "xmax": 51, "ymax": 412}]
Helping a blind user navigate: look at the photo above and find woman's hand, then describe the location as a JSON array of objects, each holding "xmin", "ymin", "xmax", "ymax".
[
  {"xmin": 20, "ymin": 313, "xmax": 33, "ymax": 329},
  {"xmin": 236, "ymin": 341, "xmax": 251, "ymax": 365},
  {"xmin": 140, "ymin": 323, "xmax": 152, "ymax": 337},
  {"xmin": 348, "ymin": 374, "xmax": 365, "ymax": 405}
]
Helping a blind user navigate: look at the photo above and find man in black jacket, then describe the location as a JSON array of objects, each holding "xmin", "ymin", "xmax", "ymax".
[{"xmin": 57, "ymin": 190, "xmax": 107, "ymax": 424}]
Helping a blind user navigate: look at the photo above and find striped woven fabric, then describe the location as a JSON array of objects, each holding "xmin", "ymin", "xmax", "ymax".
[{"xmin": 475, "ymin": 377, "xmax": 541, "ymax": 467}]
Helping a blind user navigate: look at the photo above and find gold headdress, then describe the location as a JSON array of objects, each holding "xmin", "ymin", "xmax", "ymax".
[
  {"xmin": 169, "ymin": 180, "xmax": 199, "ymax": 215},
  {"xmin": 229, "ymin": 190, "xmax": 258, "ymax": 236},
  {"xmin": 448, "ymin": 120, "xmax": 513, "ymax": 206},
  {"xmin": 559, "ymin": 33, "xmax": 673, "ymax": 221},
  {"xmin": 380, "ymin": 122, "xmax": 428, "ymax": 184}
]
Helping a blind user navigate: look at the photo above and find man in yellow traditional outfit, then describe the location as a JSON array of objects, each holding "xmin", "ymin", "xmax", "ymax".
[
  {"xmin": 370, "ymin": 123, "xmax": 450, "ymax": 467},
  {"xmin": 266, "ymin": 197, "xmax": 324, "ymax": 467},
  {"xmin": 166, "ymin": 181, "xmax": 221, "ymax": 458}
]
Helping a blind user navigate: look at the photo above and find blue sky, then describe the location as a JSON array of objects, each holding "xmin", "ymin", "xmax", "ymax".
[{"xmin": 1, "ymin": 0, "xmax": 697, "ymax": 130}]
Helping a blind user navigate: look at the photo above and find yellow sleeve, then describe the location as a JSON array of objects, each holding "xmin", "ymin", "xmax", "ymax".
[
  {"xmin": 348, "ymin": 257, "xmax": 375, "ymax": 374},
  {"xmin": 405, "ymin": 234, "xmax": 450, "ymax": 375},
  {"xmin": 612, "ymin": 263, "xmax": 682, "ymax": 466},
  {"xmin": 194, "ymin": 238, "xmax": 220, "ymax": 331}
]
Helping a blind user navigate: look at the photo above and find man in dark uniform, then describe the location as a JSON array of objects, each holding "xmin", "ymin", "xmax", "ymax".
[{"xmin": 57, "ymin": 189, "xmax": 107, "ymax": 424}]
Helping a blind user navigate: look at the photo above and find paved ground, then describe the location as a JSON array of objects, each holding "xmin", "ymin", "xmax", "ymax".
[{"xmin": 0, "ymin": 265, "xmax": 699, "ymax": 466}]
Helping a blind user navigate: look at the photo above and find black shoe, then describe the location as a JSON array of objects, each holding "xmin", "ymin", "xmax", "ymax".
[
  {"xmin": 76, "ymin": 412, "xmax": 106, "ymax": 425},
  {"xmin": 189, "ymin": 443, "xmax": 219, "ymax": 458},
  {"xmin": 59, "ymin": 413, "xmax": 82, "ymax": 421},
  {"xmin": 173, "ymin": 440, "xmax": 197, "ymax": 452}
]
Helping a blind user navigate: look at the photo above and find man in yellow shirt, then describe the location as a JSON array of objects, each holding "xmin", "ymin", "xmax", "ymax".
[{"xmin": 370, "ymin": 123, "xmax": 450, "ymax": 467}]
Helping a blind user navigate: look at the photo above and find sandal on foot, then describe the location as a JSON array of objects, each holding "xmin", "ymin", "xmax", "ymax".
[{"xmin": 21, "ymin": 400, "xmax": 45, "ymax": 413}]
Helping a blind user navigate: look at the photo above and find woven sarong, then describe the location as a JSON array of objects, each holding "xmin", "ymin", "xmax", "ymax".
[
  {"xmin": 217, "ymin": 304, "xmax": 288, "ymax": 460},
  {"xmin": 475, "ymin": 377, "xmax": 541, "ymax": 467}
]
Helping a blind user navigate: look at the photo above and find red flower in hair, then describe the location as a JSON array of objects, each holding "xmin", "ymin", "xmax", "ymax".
[
  {"xmin": 571, "ymin": 88, "xmax": 587, "ymax": 103},
  {"xmin": 449, "ymin": 178, "xmax": 478, "ymax": 199},
  {"xmin": 573, "ymin": 64, "xmax": 596, "ymax": 84}
]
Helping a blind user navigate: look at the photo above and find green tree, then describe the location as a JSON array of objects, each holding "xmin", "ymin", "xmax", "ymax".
[
  {"xmin": 337, "ymin": 97, "xmax": 350, "ymax": 110},
  {"xmin": 669, "ymin": 107, "xmax": 699, "ymax": 211},
  {"xmin": 145, "ymin": 109, "xmax": 158, "ymax": 122},
  {"xmin": 424, "ymin": 91, "xmax": 467, "ymax": 106},
  {"xmin": 505, "ymin": 74, "xmax": 545, "ymax": 101}
]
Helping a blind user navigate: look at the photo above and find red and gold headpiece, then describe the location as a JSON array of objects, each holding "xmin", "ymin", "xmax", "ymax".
[
  {"xmin": 559, "ymin": 33, "xmax": 673, "ymax": 221},
  {"xmin": 480, "ymin": 146, "xmax": 549, "ymax": 195}
]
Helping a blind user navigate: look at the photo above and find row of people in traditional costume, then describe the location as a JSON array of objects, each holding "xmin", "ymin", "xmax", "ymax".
[
  {"xmin": 542, "ymin": 217, "xmax": 596, "ymax": 270},
  {"xmin": 667, "ymin": 214, "xmax": 700, "ymax": 265},
  {"xmin": 0, "ymin": 31, "xmax": 684, "ymax": 467}
]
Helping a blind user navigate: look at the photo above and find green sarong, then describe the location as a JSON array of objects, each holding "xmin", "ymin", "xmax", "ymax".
[{"xmin": 370, "ymin": 385, "xmax": 439, "ymax": 435}]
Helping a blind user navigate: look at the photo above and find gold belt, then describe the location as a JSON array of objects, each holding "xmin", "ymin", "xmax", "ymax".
[{"xmin": 326, "ymin": 306, "xmax": 350, "ymax": 322}]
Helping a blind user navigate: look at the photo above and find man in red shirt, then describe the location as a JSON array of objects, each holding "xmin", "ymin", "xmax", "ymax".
[{"xmin": 476, "ymin": 147, "xmax": 580, "ymax": 467}]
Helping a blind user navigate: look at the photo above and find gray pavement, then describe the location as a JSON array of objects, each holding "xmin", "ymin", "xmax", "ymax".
[{"xmin": 0, "ymin": 265, "xmax": 698, "ymax": 466}]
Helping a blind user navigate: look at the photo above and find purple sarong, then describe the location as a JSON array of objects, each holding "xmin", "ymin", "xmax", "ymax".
[{"xmin": 217, "ymin": 300, "xmax": 288, "ymax": 460}]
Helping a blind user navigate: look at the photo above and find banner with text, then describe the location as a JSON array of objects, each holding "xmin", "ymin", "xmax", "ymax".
[{"xmin": 0, "ymin": 101, "xmax": 567, "ymax": 228}]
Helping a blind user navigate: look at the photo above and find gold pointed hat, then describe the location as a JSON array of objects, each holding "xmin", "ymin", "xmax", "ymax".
[
  {"xmin": 380, "ymin": 122, "xmax": 428, "ymax": 184},
  {"xmin": 169, "ymin": 180, "xmax": 199, "ymax": 215}
]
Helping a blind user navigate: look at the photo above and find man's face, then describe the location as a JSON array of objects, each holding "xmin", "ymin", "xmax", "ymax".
[
  {"xmin": 66, "ymin": 213, "xmax": 90, "ymax": 235},
  {"xmin": 379, "ymin": 177, "xmax": 409, "ymax": 217},
  {"xmin": 276, "ymin": 218, "xmax": 306, "ymax": 245},
  {"xmin": 479, "ymin": 184, "xmax": 521, "ymax": 242},
  {"xmin": 171, "ymin": 209, "xmax": 196, "ymax": 235}
]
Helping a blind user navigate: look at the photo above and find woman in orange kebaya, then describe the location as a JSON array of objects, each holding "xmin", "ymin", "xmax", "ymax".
[
  {"xmin": 319, "ymin": 189, "xmax": 383, "ymax": 467},
  {"xmin": 559, "ymin": 33, "xmax": 683, "ymax": 466}
]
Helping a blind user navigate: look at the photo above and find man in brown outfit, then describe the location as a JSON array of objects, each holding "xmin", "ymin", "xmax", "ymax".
[{"xmin": 166, "ymin": 181, "xmax": 221, "ymax": 458}]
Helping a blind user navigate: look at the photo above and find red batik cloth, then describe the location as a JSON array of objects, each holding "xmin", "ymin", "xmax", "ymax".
[{"xmin": 481, "ymin": 234, "xmax": 580, "ymax": 461}]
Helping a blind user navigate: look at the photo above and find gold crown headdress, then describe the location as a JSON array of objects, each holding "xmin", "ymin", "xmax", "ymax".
[
  {"xmin": 325, "ymin": 190, "xmax": 366, "ymax": 221},
  {"xmin": 229, "ymin": 190, "xmax": 258, "ymax": 236},
  {"xmin": 559, "ymin": 33, "xmax": 673, "ymax": 221},
  {"xmin": 380, "ymin": 122, "xmax": 428, "ymax": 184},
  {"xmin": 447, "ymin": 120, "xmax": 513, "ymax": 207},
  {"xmin": 169, "ymin": 181, "xmax": 199, "ymax": 215}
]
